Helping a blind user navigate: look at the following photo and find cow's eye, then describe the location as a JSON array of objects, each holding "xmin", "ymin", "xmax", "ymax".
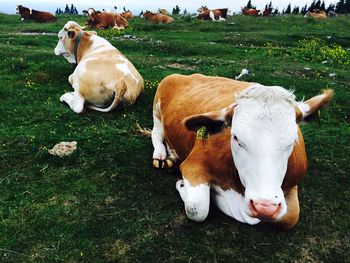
[{"xmin": 233, "ymin": 135, "xmax": 245, "ymax": 148}]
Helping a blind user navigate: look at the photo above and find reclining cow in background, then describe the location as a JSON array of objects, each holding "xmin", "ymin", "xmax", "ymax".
[
  {"xmin": 16, "ymin": 5, "xmax": 57, "ymax": 22},
  {"xmin": 242, "ymin": 7, "xmax": 260, "ymax": 16},
  {"xmin": 83, "ymin": 8, "xmax": 128, "ymax": 29},
  {"xmin": 54, "ymin": 21, "xmax": 144, "ymax": 113},
  {"xmin": 151, "ymin": 73, "xmax": 333, "ymax": 229},
  {"xmin": 142, "ymin": 10, "xmax": 174, "ymax": 24},
  {"xmin": 304, "ymin": 10, "xmax": 327, "ymax": 19},
  {"xmin": 196, "ymin": 6, "xmax": 228, "ymax": 21}
]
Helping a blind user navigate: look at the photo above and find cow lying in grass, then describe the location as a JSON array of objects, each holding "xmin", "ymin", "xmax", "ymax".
[
  {"xmin": 196, "ymin": 6, "xmax": 228, "ymax": 21},
  {"xmin": 83, "ymin": 8, "xmax": 128, "ymax": 29},
  {"xmin": 304, "ymin": 11, "xmax": 327, "ymax": 19},
  {"xmin": 16, "ymin": 5, "xmax": 57, "ymax": 22},
  {"xmin": 142, "ymin": 11, "xmax": 174, "ymax": 24},
  {"xmin": 151, "ymin": 73, "xmax": 333, "ymax": 229},
  {"xmin": 54, "ymin": 21, "xmax": 144, "ymax": 113}
]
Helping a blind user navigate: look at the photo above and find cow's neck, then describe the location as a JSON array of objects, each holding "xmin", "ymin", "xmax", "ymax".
[{"xmin": 73, "ymin": 31, "xmax": 84, "ymax": 68}]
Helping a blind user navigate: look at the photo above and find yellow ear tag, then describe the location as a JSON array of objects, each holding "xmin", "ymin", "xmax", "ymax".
[{"xmin": 196, "ymin": 127, "xmax": 209, "ymax": 140}]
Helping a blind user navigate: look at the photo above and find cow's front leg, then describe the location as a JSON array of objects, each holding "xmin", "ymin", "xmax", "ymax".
[
  {"xmin": 176, "ymin": 177, "xmax": 210, "ymax": 222},
  {"xmin": 212, "ymin": 185, "xmax": 260, "ymax": 225},
  {"xmin": 60, "ymin": 92, "xmax": 84, "ymax": 113},
  {"xmin": 151, "ymin": 110, "xmax": 176, "ymax": 169}
]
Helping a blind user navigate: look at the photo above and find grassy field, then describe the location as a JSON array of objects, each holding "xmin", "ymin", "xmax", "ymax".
[{"xmin": 0, "ymin": 13, "xmax": 350, "ymax": 262}]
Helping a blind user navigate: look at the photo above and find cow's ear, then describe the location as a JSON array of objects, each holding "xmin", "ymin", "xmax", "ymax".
[
  {"xmin": 296, "ymin": 89, "xmax": 333, "ymax": 123},
  {"xmin": 183, "ymin": 104, "xmax": 236, "ymax": 134},
  {"xmin": 67, "ymin": 29, "xmax": 76, "ymax": 39}
]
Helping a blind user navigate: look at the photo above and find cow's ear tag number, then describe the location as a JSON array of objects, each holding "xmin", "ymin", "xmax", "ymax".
[{"xmin": 196, "ymin": 127, "xmax": 209, "ymax": 140}]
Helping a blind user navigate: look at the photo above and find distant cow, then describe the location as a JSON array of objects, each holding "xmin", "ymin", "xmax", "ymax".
[
  {"xmin": 151, "ymin": 73, "xmax": 333, "ymax": 229},
  {"xmin": 142, "ymin": 11, "xmax": 174, "ymax": 24},
  {"xmin": 304, "ymin": 11, "xmax": 327, "ymax": 19},
  {"xmin": 262, "ymin": 7, "xmax": 273, "ymax": 16},
  {"xmin": 242, "ymin": 7, "xmax": 260, "ymax": 16},
  {"xmin": 54, "ymin": 21, "xmax": 144, "ymax": 113},
  {"xmin": 16, "ymin": 5, "xmax": 57, "ymax": 22},
  {"xmin": 158, "ymin": 8, "xmax": 170, "ymax": 15},
  {"xmin": 121, "ymin": 11, "xmax": 134, "ymax": 20},
  {"xmin": 197, "ymin": 6, "xmax": 228, "ymax": 21},
  {"xmin": 83, "ymin": 8, "xmax": 128, "ymax": 29}
]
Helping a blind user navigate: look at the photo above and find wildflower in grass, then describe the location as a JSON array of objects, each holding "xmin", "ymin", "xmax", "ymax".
[
  {"xmin": 145, "ymin": 79, "xmax": 160, "ymax": 89},
  {"xmin": 297, "ymin": 38, "xmax": 350, "ymax": 65}
]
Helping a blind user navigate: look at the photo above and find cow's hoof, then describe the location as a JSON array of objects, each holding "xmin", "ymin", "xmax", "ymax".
[
  {"xmin": 152, "ymin": 158, "xmax": 175, "ymax": 169},
  {"xmin": 152, "ymin": 158, "xmax": 164, "ymax": 169}
]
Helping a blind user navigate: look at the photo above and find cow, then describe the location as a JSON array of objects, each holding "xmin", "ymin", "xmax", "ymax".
[
  {"xmin": 82, "ymin": 8, "xmax": 128, "ymax": 29},
  {"xmin": 54, "ymin": 21, "xmax": 144, "ymax": 113},
  {"xmin": 151, "ymin": 73, "xmax": 333, "ymax": 229},
  {"xmin": 158, "ymin": 8, "xmax": 170, "ymax": 15},
  {"xmin": 142, "ymin": 11, "xmax": 174, "ymax": 24},
  {"xmin": 196, "ymin": 6, "xmax": 228, "ymax": 21},
  {"xmin": 304, "ymin": 11, "xmax": 327, "ymax": 19},
  {"xmin": 16, "ymin": 5, "xmax": 57, "ymax": 22},
  {"xmin": 263, "ymin": 7, "xmax": 273, "ymax": 17},
  {"xmin": 242, "ymin": 7, "xmax": 260, "ymax": 16},
  {"xmin": 121, "ymin": 11, "xmax": 134, "ymax": 20}
]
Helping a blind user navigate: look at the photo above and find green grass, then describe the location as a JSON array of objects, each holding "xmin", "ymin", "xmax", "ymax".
[{"xmin": 0, "ymin": 14, "xmax": 350, "ymax": 262}]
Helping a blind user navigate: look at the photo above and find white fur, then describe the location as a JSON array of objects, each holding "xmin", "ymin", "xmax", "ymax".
[
  {"xmin": 152, "ymin": 101, "xmax": 167, "ymax": 160},
  {"xmin": 209, "ymin": 11, "xmax": 215, "ymax": 20},
  {"xmin": 228, "ymin": 84, "xmax": 298, "ymax": 220},
  {"xmin": 176, "ymin": 178, "xmax": 210, "ymax": 222},
  {"xmin": 212, "ymin": 185, "xmax": 260, "ymax": 224}
]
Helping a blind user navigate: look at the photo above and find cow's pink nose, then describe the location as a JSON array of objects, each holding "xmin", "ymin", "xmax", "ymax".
[{"xmin": 249, "ymin": 199, "xmax": 281, "ymax": 220}]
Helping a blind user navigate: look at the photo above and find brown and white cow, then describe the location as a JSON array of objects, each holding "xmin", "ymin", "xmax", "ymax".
[
  {"xmin": 151, "ymin": 73, "xmax": 333, "ymax": 229},
  {"xmin": 54, "ymin": 21, "xmax": 143, "ymax": 113},
  {"xmin": 16, "ymin": 5, "xmax": 57, "ymax": 23},
  {"xmin": 196, "ymin": 6, "xmax": 228, "ymax": 21},
  {"xmin": 120, "ymin": 11, "xmax": 134, "ymax": 20},
  {"xmin": 83, "ymin": 8, "xmax": 128, "ymax": 29},
  {"xmin": 142, "ymin": 11, "xmax": 174, "ymax": 24},
  {"xmin": 242, "ymin": 7, "xmax": 260, "ymax": 16}
]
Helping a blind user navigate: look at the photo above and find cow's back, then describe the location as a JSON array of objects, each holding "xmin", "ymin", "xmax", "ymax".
[{"xmin": 154, "ymin": 74, "xmax": 250, "ymax": 160}]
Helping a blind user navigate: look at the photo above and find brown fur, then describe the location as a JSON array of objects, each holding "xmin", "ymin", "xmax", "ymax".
[
  {"xmin": 196, "ymin": 7, "xmax": 228, "ymax": 20},
  {"xmin": 242, "ymin": 7, "xmax": 260, "ymax": 16},
  {"xmin": 143, "ymin": 11, "xmax": 174, "ymax": 24},
  {"xmin": 153, "ymin": 73, "xmax": 332, "ymax": 229},
  {"xmin": 17, "ymin": 5, "xmax": 56, "ymax": 23},
  {"xmin": 83, "ymin": 8, "xmax": 128, "ymax": 29},
  {"xmin": 121, "ymin": 11, "xmax": 134, "ymax": 20},
  {"xmin": 62, "ymin": 23, "xmax": 143, "ymax": 110},
  {"xmin": 305, "ymin": 11, "xmax": 327, "ymax": 19}
]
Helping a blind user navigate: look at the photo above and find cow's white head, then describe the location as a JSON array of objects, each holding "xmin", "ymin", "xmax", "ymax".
[
  {"xmin": 54, "ymin": 21, "xmax": 82, "ymax": 64},
  {"xmin": 184, "ymin": 85, "xmax": 333, "ymax": 223}
]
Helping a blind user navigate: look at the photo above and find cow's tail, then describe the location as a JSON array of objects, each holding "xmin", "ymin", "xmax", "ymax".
[{"xmin": 87, "ymin": 81, "xmax": 127, "ymax": 112}]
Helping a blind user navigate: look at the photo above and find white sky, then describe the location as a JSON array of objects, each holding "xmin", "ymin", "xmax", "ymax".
[{"xmin": 1, "ymin": 0, "xmax": 337, "ymax": 14}]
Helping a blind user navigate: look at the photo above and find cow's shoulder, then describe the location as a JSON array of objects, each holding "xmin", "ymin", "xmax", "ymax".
[{"xmin": 180, "ymin": 128, "xmax": 244, "ymax": 192}]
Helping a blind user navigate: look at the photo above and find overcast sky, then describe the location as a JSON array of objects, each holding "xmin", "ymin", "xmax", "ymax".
[{"xmin": 1, "ymin": 0, "xmax": 337, "ymax": 14}]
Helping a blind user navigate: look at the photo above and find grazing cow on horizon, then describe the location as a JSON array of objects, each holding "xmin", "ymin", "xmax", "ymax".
[
  {"xmin": 196, "ymin": 6, "xmax": 228, "ymax": 21},
  {"xmin": 151, "ymin": 73, "xmax": 333, "ymax": 229},
  {"xmin": 54, "ymin": 21, "xmax": 144, "ymax": 113},
  {"xmin": 142, "ymin": 11, "xmax": 174, "ymax": 24},
  {"xmin": 242, "ymin": 7, "xmax": 260, "ymax": 16},
  {"xmin": 82, "ymin": 8, "xmax": 128, "ymax": 29},
  {"xmin": 16, "ymin": 5, "xmax": 57, "ymax": 22}
]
